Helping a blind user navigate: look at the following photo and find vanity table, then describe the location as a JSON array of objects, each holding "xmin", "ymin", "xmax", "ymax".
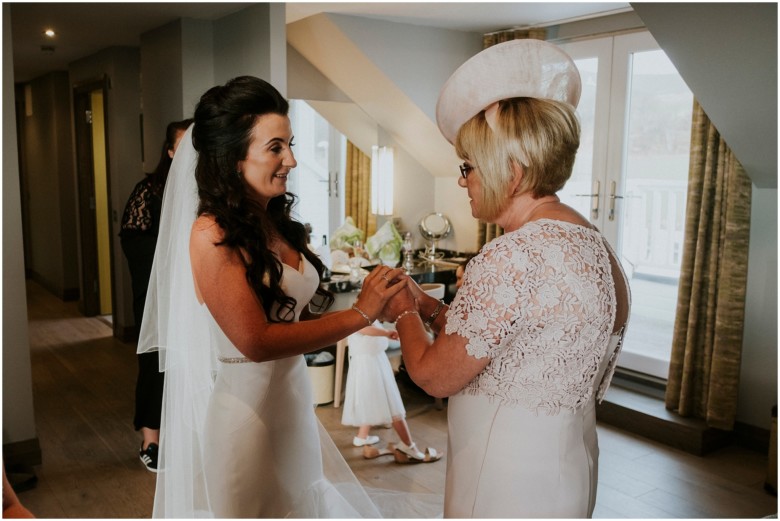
[{"xmin": 325, "ymin": 260, "xmax": 458, "ymax": 407}]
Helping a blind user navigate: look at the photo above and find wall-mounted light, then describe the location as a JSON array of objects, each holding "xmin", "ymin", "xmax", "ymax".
[
  {"xmin": 371, "ymin": 145, "xmax": 394, "ymax": 216},
  {"xmin": 43, "ymin": 29, "xmax": 56, "ymax": 38}
]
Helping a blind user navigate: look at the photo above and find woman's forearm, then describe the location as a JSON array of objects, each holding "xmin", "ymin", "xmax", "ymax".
[{"xmin": 418, "ymin": 295, "xmax": 448, "ymax": 335}]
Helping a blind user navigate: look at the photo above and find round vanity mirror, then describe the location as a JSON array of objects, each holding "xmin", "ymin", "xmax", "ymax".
[
  {"xmin": 418, "ymin": 212, "xmax": 451, "ymax": 262},
  {"xmin": 418, "ymin": 212, "xmax": 451, "ymax": 241}
]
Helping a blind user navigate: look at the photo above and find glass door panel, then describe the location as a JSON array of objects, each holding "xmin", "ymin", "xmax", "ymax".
[
  {"xmin": 559, "ymin": 32, "xmax": 693, "ymax": 379},
  {"xmin": 288, "ymin": 100, "xmax": 345, "ymax": 247},
  {"xmin": 615, "ymin": 41, "xmax": 693, "ymax": 378}
]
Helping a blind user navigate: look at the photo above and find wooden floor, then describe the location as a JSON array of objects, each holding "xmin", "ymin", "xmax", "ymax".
[{"xmin": 12, "ymin": 280, "xmax": 777, "ymax": 518}]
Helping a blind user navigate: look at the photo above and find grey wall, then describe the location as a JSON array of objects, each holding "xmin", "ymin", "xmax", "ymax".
[
  {"xmin": 140, "ymin": 21, "xmax": 184, "ymax": 172},
  {"xmin": 21, "ymin": 72, "xmax": 78, "ymax": 297},
  {"xmin": 138, "ymin": 16, "xmax": 216, "ymax": 161},
  {"xmin": 181, "ymin": 18, "xmax": 215, "ymax": 116},
  {"xmin": 3, "ymin": 2, "xmax": 37, "ymax": 447},
  {"xmin": 213, "ymin": 3, "xmax": 286, "ymax": 91}
]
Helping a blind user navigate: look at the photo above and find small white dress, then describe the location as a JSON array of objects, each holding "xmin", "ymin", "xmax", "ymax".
[
  {"xmin": 342, "ymin": 321, "xmax": 406, "ymax": 427},
  {"xmin": 442, "ymin": 219, "xmax": 629, "ymax": 518}
]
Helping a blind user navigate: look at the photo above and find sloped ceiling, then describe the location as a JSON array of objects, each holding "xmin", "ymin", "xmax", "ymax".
[
  {"xmin": 632, "ymin": 3, "xmax": 777, "ymax": 188},
  {"xmin": 287, "ymin": 13, "xmax": 478, "ymax": 178}
]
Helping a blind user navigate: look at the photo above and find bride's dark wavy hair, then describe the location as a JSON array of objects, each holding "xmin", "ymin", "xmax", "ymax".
[{"xmin": 192, "ymin": 76, "xmax": 333, "ymax": 322}]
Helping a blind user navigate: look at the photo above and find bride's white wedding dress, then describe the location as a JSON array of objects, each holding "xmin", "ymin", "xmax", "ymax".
[{"xmin": 202, "ymin": 257, "xmax": 379, "ymax": 517}]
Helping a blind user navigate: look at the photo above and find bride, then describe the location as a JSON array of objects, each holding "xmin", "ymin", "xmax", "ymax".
[{"xmin": 138, "ymin": 76, "xmax": 416, "ymax": 517}]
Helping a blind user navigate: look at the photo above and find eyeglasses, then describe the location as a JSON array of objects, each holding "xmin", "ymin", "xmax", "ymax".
[{"xmin": 459, "ymin": 163, "xmax": 475, "ymax": 179}]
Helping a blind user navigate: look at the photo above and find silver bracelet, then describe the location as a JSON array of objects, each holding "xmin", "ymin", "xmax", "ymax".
[
  {"xmin": 424, "ymin": 300, "xmax": 446, "ymax": 327},
  {"xmin": 351, "ymin": 304, "xmax": 372, "ymax": 326},
  {"xmin": 394, "ymin": 309, "xmax": 420, "ymax": 325}
]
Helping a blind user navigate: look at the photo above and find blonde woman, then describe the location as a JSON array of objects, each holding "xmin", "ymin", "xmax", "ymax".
[{"xmin": 379, "ymin": 40, "xmax": 631, "ymax": 518}]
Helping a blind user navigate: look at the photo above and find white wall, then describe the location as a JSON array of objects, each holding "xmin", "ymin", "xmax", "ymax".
[
  {"xmin": 378, "ymin": 128, "xmax": 435, "ymax": 250},
  {"xmin": 436, "ymin": 176, "xmax": 478, "ymax": 253},
  {"xmin": 327, "ymin": 14, "xmax": 482, "ymax": 122},
  {"xmin": 738, "ymin": 187, "xmax": 778, "ymax": 429},
  {"xmin": 288, "ymin": 45, "xmax": 351, "ymax": 103},
  {"xmin": 632, "ymin": 3, "xmax": 777, "ymax": 189}
]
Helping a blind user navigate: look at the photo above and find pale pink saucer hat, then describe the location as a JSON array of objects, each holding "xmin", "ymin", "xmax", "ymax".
[{"xmin": 436, "ymin": 39, "xmax": 582, "ymax": 144}]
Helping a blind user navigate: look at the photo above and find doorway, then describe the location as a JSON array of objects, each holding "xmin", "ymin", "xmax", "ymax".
[{"xmin": 73, "ymin": 79, "xmax": 114, "ymax": 319}]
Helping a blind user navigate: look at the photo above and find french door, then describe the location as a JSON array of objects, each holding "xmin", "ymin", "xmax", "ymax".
[
  {"xmin": 558, "ymin": 31, "xmax": 694, "ymax": 379},
  {"xmin": 288, "ymin": 100, "xmax": 345, "ymax": 248}
]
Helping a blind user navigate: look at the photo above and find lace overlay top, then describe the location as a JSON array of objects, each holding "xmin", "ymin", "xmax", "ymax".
[
  {"xmin": 445, "ymin": 219, "xmax": 620, "ymax": 414},
  {"xmin": 120, "ymin": 176, "xmax": 163, "ymax": 236}
]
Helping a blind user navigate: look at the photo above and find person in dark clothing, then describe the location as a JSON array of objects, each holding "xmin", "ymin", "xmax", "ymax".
[{"xmin": 119, "ymin": 118, "xmax": 192, "ymax": 472}]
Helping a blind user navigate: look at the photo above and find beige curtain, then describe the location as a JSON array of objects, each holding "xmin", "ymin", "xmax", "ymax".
[
  {"xmin": 476, "ymin": 28, "xmax": 546, "ymax": 248},
  {"xmin": 344, "ymin": 141, "xmax": 376, "ymax": 238},
  {"xmin": 665, "ymin": 100, "xmax": 752, "ymax": 431}
]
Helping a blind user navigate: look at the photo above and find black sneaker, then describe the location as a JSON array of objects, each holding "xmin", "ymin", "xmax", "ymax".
[{"xmin": 139, "ymin": 443, "xmax": 159, "ymax": 472}]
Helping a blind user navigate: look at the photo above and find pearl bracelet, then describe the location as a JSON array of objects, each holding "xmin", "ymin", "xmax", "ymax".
[
  {"xmin": 394, "ymin": 309, "xmax": 420, "ymax": 325},
  {"xmin": 351, "ymin": 304, "xmax": 372, "ymax": 326}
]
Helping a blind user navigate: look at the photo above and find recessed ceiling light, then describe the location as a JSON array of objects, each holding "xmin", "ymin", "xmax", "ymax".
[{"xmin": 44, "ymin": 29, "xmax": 55, "ymax": 38}]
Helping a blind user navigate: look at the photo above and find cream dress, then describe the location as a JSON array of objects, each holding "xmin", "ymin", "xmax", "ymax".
[{"xmin": 443, "ymin": 219, "xmax": 629, "ymax": 518}]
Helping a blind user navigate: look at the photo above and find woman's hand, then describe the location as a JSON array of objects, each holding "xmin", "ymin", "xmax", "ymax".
[
  {"xmin": 352, "ymin": 266, "xmax": 408, "ymax": 322},
  {"xmin": 404, "ymin": 276, "xmax": 427, "ymax": 303},
  {"xmin": 380, "ymin": 283, "xmax": 417, "ymax": 323}
]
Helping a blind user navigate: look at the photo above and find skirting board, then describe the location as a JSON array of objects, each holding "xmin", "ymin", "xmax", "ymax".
[{"xmin": 2, "ymin": 437, "xmax": 41, "ymax": 467}]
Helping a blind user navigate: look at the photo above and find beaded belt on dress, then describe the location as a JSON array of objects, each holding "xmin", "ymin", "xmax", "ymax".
[{"xmin": 218, "ymin": 356, "xmax": 252, "ymax": 364}]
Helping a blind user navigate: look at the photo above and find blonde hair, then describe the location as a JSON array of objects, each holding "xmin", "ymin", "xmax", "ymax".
[{"xmin": 455, "ymin": 97, "xmax": 580, "ymax": 220}]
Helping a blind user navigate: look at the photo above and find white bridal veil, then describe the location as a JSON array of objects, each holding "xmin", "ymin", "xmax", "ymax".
[
  {"xmin": 138, "ymin": 125, "xmax": 216, "ymax": 516},
  {"xmin": 137, "ymin": 125, "xmax": 442, "ymax": 518}
]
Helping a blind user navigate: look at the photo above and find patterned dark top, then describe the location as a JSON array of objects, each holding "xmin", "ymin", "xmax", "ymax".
[{"xmin": 120, "ymin": 176, "xmax": 163, "ymax": 237}]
